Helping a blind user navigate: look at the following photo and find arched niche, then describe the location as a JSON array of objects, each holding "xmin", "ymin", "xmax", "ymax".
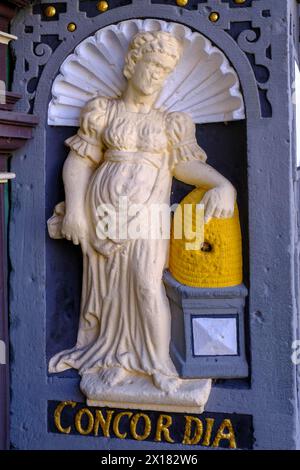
[
  {"xmin": 42, "ymin": 18, "xmax": 251, "ymax": 371},
  {"xmin": 10, "ymin": 3, "xmax": 260, "ymax": 385}
]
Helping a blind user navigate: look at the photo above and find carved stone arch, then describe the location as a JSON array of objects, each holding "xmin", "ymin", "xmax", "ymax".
[
  {"xmin": 30, "ymin": 6, "xmax": 260, "ymax": 126},
  {"xmin": 47, "ymin": 19, "xmax": 246, "ymax": 126},
  {"xmin": 31, "ymin": 9, "xmax": 251, "ymax": 370},
  {"xmin": 10, "ymin": 3, "xmax": 255, "ymax": 368}
]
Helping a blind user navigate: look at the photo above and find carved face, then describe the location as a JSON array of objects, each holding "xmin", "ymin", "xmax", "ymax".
[{"xmin": 130, "ymin": 52, "xmax": 177, "ymax": 96}]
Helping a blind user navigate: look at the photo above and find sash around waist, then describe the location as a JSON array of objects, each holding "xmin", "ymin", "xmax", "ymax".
[{"xmin": 104, "ymin": 149, "xmax": 164, "ymax": 169}]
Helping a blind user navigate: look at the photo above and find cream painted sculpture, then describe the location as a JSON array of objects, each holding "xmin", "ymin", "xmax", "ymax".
[{"xmin": 48, "ymin": 21, "xmax": 241, "ymax": 413}]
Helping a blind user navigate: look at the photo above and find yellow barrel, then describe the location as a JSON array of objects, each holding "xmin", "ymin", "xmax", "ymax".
[{"xmin": 169, "ymin": 187, "xmax": 243, "ymax": 288}]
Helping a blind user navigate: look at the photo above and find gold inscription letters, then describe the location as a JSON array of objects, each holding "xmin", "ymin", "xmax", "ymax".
[
  {"xmin": 182, "ymin": 416, "xmax": 203, "ymax": 445},
  {"xmin": 130, "ymin": 413, "xmax": 152, "ymax": 441},
  {"xmin": 54, "ymin": 401, "xmax": 76, "ymax": 434},
  {"xmin": 53, "ymin": 402, "xmax": 238, "ymax": 448},
  {"xmin": 212, "ymin": 418, "xmax": 237, "ymax": 449}
]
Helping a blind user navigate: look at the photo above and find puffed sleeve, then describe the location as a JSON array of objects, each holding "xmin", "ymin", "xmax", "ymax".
[
  {"xmin": 65, "ymin": 96, "xmax": 109, "ymax": 167},
  {"xmin": 166, "ymin": 112, "xmax": 207, "ymax": 171}
]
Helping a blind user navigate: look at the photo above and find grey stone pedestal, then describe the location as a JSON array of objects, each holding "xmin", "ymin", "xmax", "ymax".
[{"xmin": 164, "ymin": 270, "xmax": 248, "ymax": 379}]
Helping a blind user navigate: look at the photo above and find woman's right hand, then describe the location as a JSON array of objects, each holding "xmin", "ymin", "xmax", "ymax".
[{"xmin": 62, "ymin": 212, "xmax": 89, "ymax": 246}]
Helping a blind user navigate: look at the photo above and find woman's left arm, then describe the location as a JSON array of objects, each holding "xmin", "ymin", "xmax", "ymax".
[{"xmin": 173, "ymin": 160, "xmax": 236, "ymax": 223}]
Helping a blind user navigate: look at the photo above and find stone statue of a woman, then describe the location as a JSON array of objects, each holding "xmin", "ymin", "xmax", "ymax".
[{"xmin": 48, "ymin": 31, "xmax": 236, "ymax": 405}]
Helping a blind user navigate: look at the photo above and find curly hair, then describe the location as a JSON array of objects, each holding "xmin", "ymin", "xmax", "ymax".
[{"xmin": 123, "ymin": 31, "xmax": 183, "ymax": 80}]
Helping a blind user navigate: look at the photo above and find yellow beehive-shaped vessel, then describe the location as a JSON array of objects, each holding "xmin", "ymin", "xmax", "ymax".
[{"xmin": 169, "ymin": 187, "xmax": 243, "ymax": 288}]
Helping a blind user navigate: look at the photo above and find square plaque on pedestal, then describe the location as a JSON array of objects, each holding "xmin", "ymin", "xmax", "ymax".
[{"xmin": 192, "ymin": 315, "xmax": 238, "ymax": 356}]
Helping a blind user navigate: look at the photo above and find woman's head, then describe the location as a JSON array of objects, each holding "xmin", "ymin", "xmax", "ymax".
[{"xmin": 124, "ymin": 31, "xmax": 182, "ymax": 96}]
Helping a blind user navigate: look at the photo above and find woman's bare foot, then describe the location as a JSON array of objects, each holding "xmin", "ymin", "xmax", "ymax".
[
  {"xmin": 153, "ymin": 372, "xmax": 180, "ymax": 393},
  {"xmin": 99, "ymin": 367, "xmax": 128, "ymax": 386}
]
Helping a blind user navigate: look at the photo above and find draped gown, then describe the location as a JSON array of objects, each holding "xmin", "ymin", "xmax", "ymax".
[{"xmin": 49, "ymin": 96, "xmax": 207, "ymax": 381}]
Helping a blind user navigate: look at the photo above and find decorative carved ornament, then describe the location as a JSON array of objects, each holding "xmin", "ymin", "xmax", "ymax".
[{"xmin": 48, "ymin": 19, "xmax": 245, "ymax": 127}]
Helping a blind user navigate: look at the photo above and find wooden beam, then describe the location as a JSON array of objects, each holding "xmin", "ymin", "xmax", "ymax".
[
  {"xmin": 0, "ymin": 0, "xmax": 37, "ymax": 450},
  {"xmin": 0, "ymin": 156, "xmax": 9, "ymax": 451}
]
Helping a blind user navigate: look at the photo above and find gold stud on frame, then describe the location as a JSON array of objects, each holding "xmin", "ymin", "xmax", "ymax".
[
  {"xmin": 209, "ymin": 12, "xmax": 220, "ymax": 23},
  {"xmin": 67, "ymin": 23, "xmax": 77, "ymax": 32},
  {"xmin": 44, "ymin": 6, "xmax": 56, "ymax": 17},
  {"xmin": 97, "ymin": 1, "xmax": 109, "ymax": 12},
  {"xmin": 234, "ymin": 0, "xmax": 247, "ymax": 4},
  {"xmin": 176, "ymin": 0, "xmax": 189, "ymax": 6}
]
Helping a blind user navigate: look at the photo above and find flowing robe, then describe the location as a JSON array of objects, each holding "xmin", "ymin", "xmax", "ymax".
[{"xmin": 49, "ymin": 96, "xmax": 207, "ymax": 379}]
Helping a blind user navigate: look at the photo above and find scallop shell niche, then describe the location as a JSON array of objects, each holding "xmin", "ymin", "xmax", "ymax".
[{"xmin": 48, "ymin": 19, "xmax": 245, "ymax": 127}]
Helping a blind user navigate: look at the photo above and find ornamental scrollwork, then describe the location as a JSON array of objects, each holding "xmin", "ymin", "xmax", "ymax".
[{"xmin": 11, "ymin": 0, "xmax": 273, "ymax": 118}]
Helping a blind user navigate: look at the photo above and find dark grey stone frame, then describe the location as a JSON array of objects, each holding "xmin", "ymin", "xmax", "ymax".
[{"xmin": 8, "ymin": 0, "xmax": 300, "ymax": 449}]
